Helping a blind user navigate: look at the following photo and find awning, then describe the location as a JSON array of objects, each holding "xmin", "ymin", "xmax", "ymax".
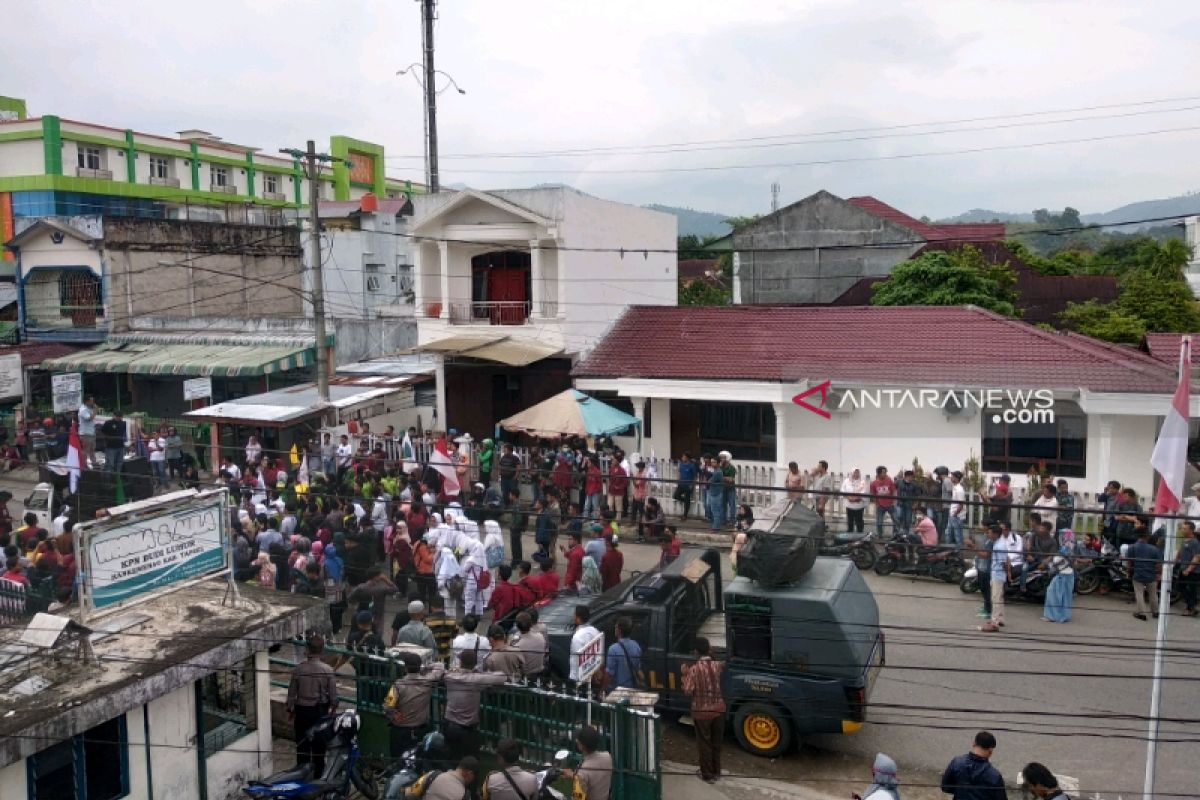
[
  {"xmin": 411, "ymin": 335, "xmax": 561, "ymax": 367},
  {"xmin": 41, "ymin": 341, "xmax": 316, "ymax": 377}
]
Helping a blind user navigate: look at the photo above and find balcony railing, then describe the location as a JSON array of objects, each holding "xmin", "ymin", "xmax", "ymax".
[{"xmin": 447, "ymin": 301, "xmax": 530, "ymax": 326}]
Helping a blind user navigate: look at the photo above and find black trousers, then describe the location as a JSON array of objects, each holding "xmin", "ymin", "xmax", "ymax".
[
  {"xmin": 979, "ymin": 574, "xmax": 992, "ymax": 613},
  {"xmin": 1181, "ymin": 571, "xmax": 1198, "ymax": 611},
  {"xmin": 442, "ymin": 720, "xmax": 479, "ymax": 764},
  {"xmin": 847, "ymin": 508, "xmax": 865, "ymax": 532},
  {"xmin": 510, "ymin": 528, "xmax": 525, "ymax": 564},
  {"xmin": 294, "ymin": 705, "xmax": 328, "ymax": 777},
  {"xmin": 390, "ymin": 724, "xmax": 428, "ymax": 759}
]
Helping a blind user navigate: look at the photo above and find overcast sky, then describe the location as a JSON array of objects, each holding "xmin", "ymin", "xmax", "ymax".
[{"xmin": 6, "ymin": 0, "xmax": 1200, "ymax": 219}]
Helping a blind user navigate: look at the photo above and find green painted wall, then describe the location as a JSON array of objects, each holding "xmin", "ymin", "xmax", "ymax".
[
  {"xmin": 330, "ymin": 136, "xmax": 386, "ymax": 201},
  {"xmin": 41, "ymin": 116, "xmax": 62, "ymax": 175},
  {"xmin": 0, "ymin": 96, "xmax": 27, "ymax": 120}
]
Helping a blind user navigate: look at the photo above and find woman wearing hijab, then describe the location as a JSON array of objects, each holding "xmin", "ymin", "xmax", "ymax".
[
  {"xmin": 435, "ymin": 540, "xmax": 462, "ymax": 619},
  {"xmin": 323, "ymin": 543, "xmax": 346, "ymax": 636},
  {"xmin": 580, "ymin": 555, "xmax": 603, "ymax": 595},
  {"xmin": 842, "ymin": 468, "xmax": 869, "ymax": 533},
  {"xmin": 1043, "ymin": 535, "xmax": 1076, "ymax": 623},
  {"xmin": 855, "ymin": 753, "xmax": 900, "ymax": 800},
  {"xmin": 460, "ymin": 537, "xmax": 489, "ymax": 616}
]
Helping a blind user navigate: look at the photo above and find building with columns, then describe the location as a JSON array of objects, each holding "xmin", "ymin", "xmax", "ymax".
[
  {"xmin": 574, "ymin": 304, "xmax": 1184, "ymax": 497},
  {"xmin": 388, "ymin": 187, "xmax": 676, "ymax": 438}
]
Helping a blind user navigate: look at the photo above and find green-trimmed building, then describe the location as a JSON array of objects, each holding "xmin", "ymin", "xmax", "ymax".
[{"xmin": 0, "ymin": 95, "xmax": 421, "ymax": 278}]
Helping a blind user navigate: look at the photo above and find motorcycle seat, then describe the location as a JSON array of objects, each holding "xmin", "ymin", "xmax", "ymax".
[
  {"xmin": 254, "ymin": 764, "xmax": 313, "ymax": 785},
  {"xmin": 832, "ymin": 532, "xmax": 868, "ymax": 546}
]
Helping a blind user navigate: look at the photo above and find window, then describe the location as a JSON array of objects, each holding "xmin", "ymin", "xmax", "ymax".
[
  {"xmin": 148, "ymin": 156, "xmax": 170, "ymax": 179},
  {"xmin": 982, "ymin": 400, "xmax": 1087, "ymax": 478},
  {"xmin": 263, "ymin": 173, "xmax": 279, "ymax": 195},
  {"xmin": 58, "ymin": 270, "xmax": 104, "ymax": 324},
  {"xmin": 76, "ymin": 146, "xmax": 102, "ymax": 171},
  {"xmin": 27, "ymin": 716, "xmax": 129, "ymax": 800},
  {"xmin": 211, "ymin": 166, "xmax": 229, "ymax": 187},
  {"xmin": 699, "ymin": 401, "xmax": 776, "ymax": 462},
  {"xmin": 198, "ymin": 658, "xmax": 257, "ymax": 754}
]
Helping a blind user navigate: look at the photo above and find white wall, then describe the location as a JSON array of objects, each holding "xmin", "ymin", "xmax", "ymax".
[
  {"xmin": 205, "ymin": 650, "xmax": 275, "ymax": 800},
  {"xmin": 560, "ymin": 190, "xmax": 676, "ymax": 356},
  {"xmin": 0, "ymin": 138, "xmax": 45, "ymax": 177},
  {"xmin": 17, "ymin": 233, "xmax": 101, "ymax": 277},
  {"xmin": 308, "ymin": 213, "xmax": 414, "ymax": 320}
]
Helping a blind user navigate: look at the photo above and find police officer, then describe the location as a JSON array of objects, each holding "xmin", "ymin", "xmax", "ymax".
[
  {"xmin": 482, "ymin": 738, "xmax": 538, "ymax": 799},
  {"xmin": 285, "ymin": 633, "xmax": 338, "ymax": 776}
]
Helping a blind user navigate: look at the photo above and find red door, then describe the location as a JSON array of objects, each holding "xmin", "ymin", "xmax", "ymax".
[{"xmin": 486, "ymin": 268, "xmax": 527, "ymax": 324}]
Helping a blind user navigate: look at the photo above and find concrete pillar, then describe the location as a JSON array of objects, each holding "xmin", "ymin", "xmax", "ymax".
[
  {"xmin": 630, "ymin": 396, "xmax": 646, "ymax": 453},
  {"xmin": 438, "ymin": 240, "xmax": 450, "ymax": 319},
  {"xmin": 773, "ymin": 401, "xmax": 788, "ymax": 469},
  {"xmin": 435, "ymin": 356, "xmax": 448, "ymax": 434},
  {"xmin": 1096, "ymin": 414, "xmax": 1113, "ymax": 494},
  {"xmin": 555, "ymin": 241, "xmax": 567, "ymax": 319},
  {"xmin": 529, "ymin": 239, "xmax": 543, "ymax": 318},
  {"xmin": 412, "ymin": 243, "xmax": 425, "ymax": 310},
  {"xmin": 210, "ymin": 422, "xmax": 220, "ymax": 479}
]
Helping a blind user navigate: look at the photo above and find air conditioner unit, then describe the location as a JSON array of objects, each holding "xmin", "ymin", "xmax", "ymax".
[
  {"xmin": 366, "ymin": 276, "xmax": 381, "ymax": 292},
  {"xmin": 943, "ymin": 392, "xmax": 978, "ymax": 418}
]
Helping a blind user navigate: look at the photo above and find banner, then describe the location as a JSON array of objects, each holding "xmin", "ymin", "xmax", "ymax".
[
  {"xmin": 51, "ymin": 372, "xmax": 83, "ymax": 413},
  {"xmin": 571, "ymin": 628, "xmax": 605, "ymax": 682},
  {"xmin": 81, "ymin": 495, "xmax": 227, "ymax": 614},
  {"xmin": 183, "ymin": 376, "xmax": 213, "ymax": 401},
  {"xmin": 0, "ymin": 353, "xmax": 21, "ymax": 399}
]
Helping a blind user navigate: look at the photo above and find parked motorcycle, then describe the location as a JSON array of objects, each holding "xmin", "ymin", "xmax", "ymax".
[
  {"xmin": 874, "ymin": 534, "xmax": 964, "ymax": 583},
  {"xmin": 242, "ymin": 710, "xmax": 378, "ymax": 800},
  {"xmin": 959, "ymin": 565, "xmax": 1050, "ymax": 601},
  {"xmin": 820, "ymin": 530, "xmax": 878, "ymax": 571},
  {"xmin": 1073, "ymin": 540, "xmax": 1181, "ymax": 604}
]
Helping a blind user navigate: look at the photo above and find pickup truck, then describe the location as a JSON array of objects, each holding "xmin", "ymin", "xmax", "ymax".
[{"xmin": 540, "ymin": 547, "xmax": 884, "ymax": 758}]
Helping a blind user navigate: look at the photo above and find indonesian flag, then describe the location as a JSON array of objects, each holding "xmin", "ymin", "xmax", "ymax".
[
  {"xmin": 67, "ymin": 422, "xmax": 83, "ymax": 494},
  {"xmin": 1150, "ymin": 336, "xmax": 1191, "ymax": 513},
  {"xmin": 431, "ymin": 436, "xmax": 461, "ymax": 498}
]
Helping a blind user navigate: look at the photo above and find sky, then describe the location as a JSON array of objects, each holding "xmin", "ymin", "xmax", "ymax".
[{"xmin": 6, "ymin": 0, "xmax": 1200, "ymax": 219}]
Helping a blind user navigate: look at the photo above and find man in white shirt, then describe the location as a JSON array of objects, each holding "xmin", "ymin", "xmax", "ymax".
[
  {"xmin": 569, "ymin": 604, "xmax": 602, "ymax": 685},
  {"xmin": 450, "ymin": 614, "xmax": 491, "ymax": 668},
  {"xmin": 946, "ymin": 471, "xmax": 966, "ymax": 546},
  {"xmin": 77, "ymin": 396, "xmax": 97, "ymax": 468},
  {"xmin": 336, "ymin": 435, "xmax": 353, "ymax": 471},
  {"xmin": 1182, "ymin": 483, "xmax": 1200, "ymax": 523}
]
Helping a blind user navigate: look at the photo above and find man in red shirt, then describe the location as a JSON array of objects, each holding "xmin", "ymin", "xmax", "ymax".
[
  {"xmin": 560, "ymin": 531, "xmax": 585, "ymax": 592},
  {"xmin": 2, "ymin": 557, "xmax": 29, "ymax": 586},
  {"xmin": 600, "ymin": 535, "xmax": 624, "ymax": 591},
  {"xmin": 607, "ymin": 462, "xmax": 628, "ymax": 519},
  {"xmin": 870, "ymin": 466, "xmax": 898, "ymax": 537},
  {"xmin": 486, "ymin": 564, "xmax": 523, "ymax": 623},
  {"xmin": 531, "ymin": 555, "xmax": 561, "ymax": 597},
  {"xmin": 682, "ymin": 636, "xmax": 726, "ymax": 783},
  {"xmin": 16, "ymin": 514, "xmax": 42, "ymax": 552}
]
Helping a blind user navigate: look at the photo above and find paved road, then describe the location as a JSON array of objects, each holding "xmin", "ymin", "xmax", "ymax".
[{"xmin": 6, "ymin": 466, "xmax": 1190, "ymax": 798}]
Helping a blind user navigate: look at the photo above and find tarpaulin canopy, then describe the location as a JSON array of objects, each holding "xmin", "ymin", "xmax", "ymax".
[
  {"xmin": 41, "ymin": 340, "xmax": 316, "ymax": 377},
  {"xmin": 498, "ymin": 389, "xmax": 641, "ymax": 439}
]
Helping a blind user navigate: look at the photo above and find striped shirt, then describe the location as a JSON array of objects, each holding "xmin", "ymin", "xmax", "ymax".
[{"xmin": 681, "ymin": 657, "xmax": 726, "ymax": 720}]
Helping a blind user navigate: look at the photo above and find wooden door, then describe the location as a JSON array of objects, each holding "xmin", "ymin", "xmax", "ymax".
[
  {"xmin": 486, "ymin": 268, "xmax": 527, "ymax": 325},
  {"xmin": 670, "ymin": 400, "xmax": 701, "ymax": 458}
]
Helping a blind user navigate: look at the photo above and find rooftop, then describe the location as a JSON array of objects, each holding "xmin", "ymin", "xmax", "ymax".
[
  {"xmin": 846, "ymin": 197, "xmax": 1007, "ymax": 243},
  {"xmin": 185, "ymin": 374, "xmax": 430, "ymax": 424},
  {"xmin": 573, "ymin": 304, "xmax": 1177, "ymax": 392},
  {"xmin": 0, "ymin": 580, "xmax": 325, "ymax": 768}
]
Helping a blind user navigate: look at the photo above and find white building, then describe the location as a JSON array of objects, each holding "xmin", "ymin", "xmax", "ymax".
[
  {"xmin": 388, "ymin": 187, "xmax": 676, "ymax": 437},
  {"xmin": 0, "ymin": 580, "xmax": 325, "ymax": 800},
  {"xmin": 574, "ymin": 304, "xmax": 1184, "ymax": 497}
]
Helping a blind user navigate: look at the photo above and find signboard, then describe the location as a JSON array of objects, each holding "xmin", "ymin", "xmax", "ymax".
[
  {"xmin": 570, "ymin": 627, "xmax": 605, "ymax": 682},
  {"xmin": 51, "ymin": 372, "xmax": 83, "ymax": 413},
  {"xmin": 0, "ymin": 353, "xmax": 22, "ymax": 400},
  {"xmin": 348, "ymin": 150, "xmax": 376, "ymax": 185},
  {"xmin": 183, "ymin": 376, "xmax": 213, "ymax": 401},
  {"xmin": 78, "ymin": 493, "xmax": 229, "ymax": 618}
]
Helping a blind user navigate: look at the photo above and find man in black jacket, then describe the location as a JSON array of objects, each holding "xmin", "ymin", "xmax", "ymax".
[
  {"xmin": 99, "ymin": 411, "xmax": 127, "ymax": 473},
  {"xmin": 941, "ymin": 730, "xmax": 1006, "ymax": 800}
]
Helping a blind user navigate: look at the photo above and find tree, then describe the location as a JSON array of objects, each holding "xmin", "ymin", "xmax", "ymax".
[
  {"xmin": 678, "ymin": 278, "xmax": 730, "ymax": 306},
  {"xmin": 723, "ymin": 214, "xmax": 762, "ymax": 231},
  {"xmin": 1058, "ymin": 300, "xmax": 1147, "ymax": 344},
  {"xmin": 871, "ymin": 246, "xmax": 1018, "ymax": 316}
]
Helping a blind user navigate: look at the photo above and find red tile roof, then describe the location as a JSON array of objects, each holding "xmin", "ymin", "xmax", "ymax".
[
  {"xmin": 0, "ymin": 342, "xmax": 81, "ymax": 368},
  {"xmin": 1142, "ymin": 333, "xmax": 1199, "ymax": 364},
  {"xmin": 678, "ymin": 259, "xmax": 719, "ymax": 281},
  {"xmin": 845, "ymin": 197, "xmax": 1006, "ymax": 243},
  {"xmin": 574, "ymin": 305, "xmax": 1175, "ymax": 392}
]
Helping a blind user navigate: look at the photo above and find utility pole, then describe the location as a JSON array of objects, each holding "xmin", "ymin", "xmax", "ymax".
[
  {"xmin": 421, "ymin": 0, "xmax": 440, "ymax": 193},
  {"xmin": 280, "ymin": 142, "xmax": 351, "ymax": 410},
  {"xmin": 771, "ymin": 182, "xmax": 780, "ymax": 213}
]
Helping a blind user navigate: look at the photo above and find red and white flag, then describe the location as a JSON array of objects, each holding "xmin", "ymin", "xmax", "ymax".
[
  {"xmin": 1150, "ymin": 336, "xmax": 1191, "ymax": 513},
  {"xmin": 66, "ymin": 422, "xmax": 84, "ymax": 494},
  {"xmin": 430, "ymin": 436, "xmax": 461, "ymax": 498}
]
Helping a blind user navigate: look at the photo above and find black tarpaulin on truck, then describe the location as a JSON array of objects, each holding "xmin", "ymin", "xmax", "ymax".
[{"xmin": 736, "ymin": 500, "xmax": 822, "ymax": 586}]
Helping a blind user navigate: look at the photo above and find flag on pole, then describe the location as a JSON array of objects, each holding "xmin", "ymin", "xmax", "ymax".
[
  {"xmin": 66, "ymin": 422, "xmax": 83, "ymax": 494},
  {"xmin": 1150, "ymin": 336, "xmax": 1191, "ymax": 513},
  {"xmin": 430, "ymin": 436, "xmax": 461, "ymax": 498},
  {"xmin": 297, "ymin": 453, "xmax": 309, "ymax": 487}
]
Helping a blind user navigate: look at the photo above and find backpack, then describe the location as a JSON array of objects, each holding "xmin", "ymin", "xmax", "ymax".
[
  {"xmin": 473, "ymin": 564, "xmax": 491, "ymax": 591},
  {"xmin": 485, "ymin": 544, "xmax": 504, "ymax": 570}
]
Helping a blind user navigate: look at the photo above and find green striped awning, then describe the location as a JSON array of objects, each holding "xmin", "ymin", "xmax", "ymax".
[{"xmin": 41, "ymin": 341, "xmax": 315, "ymax": 377}]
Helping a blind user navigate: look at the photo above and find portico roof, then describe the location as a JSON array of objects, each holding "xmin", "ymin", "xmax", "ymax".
[{"xmin": 411, "ymin": 188, "xmax": 554, "ymax": 235}]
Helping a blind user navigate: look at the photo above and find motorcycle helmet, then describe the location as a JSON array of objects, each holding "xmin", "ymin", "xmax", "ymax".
[
  {"xmin": 333, "ymin": 710, "xmax": 361, "ymax": 736},
  {"xmin": 419, "ymin": 730, "xmax": 447, "ymax": 758}
]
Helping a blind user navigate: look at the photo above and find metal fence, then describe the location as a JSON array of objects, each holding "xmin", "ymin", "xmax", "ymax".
[{"xmin": 271, "ymin": 643, "xmax": 662, "ymax": 800}]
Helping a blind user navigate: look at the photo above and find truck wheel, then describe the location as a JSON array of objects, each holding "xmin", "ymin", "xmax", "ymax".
[
  {"xmin": 851, "ymin": 547, "xmax": 876, "ymax": 571},
  {"xmin": 874, "ymin": 555, "xmax": 898, "ymax": 576},
  {"xmin": 733, "ymin": 703, "xmax": 792, "ymax": 759}
]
